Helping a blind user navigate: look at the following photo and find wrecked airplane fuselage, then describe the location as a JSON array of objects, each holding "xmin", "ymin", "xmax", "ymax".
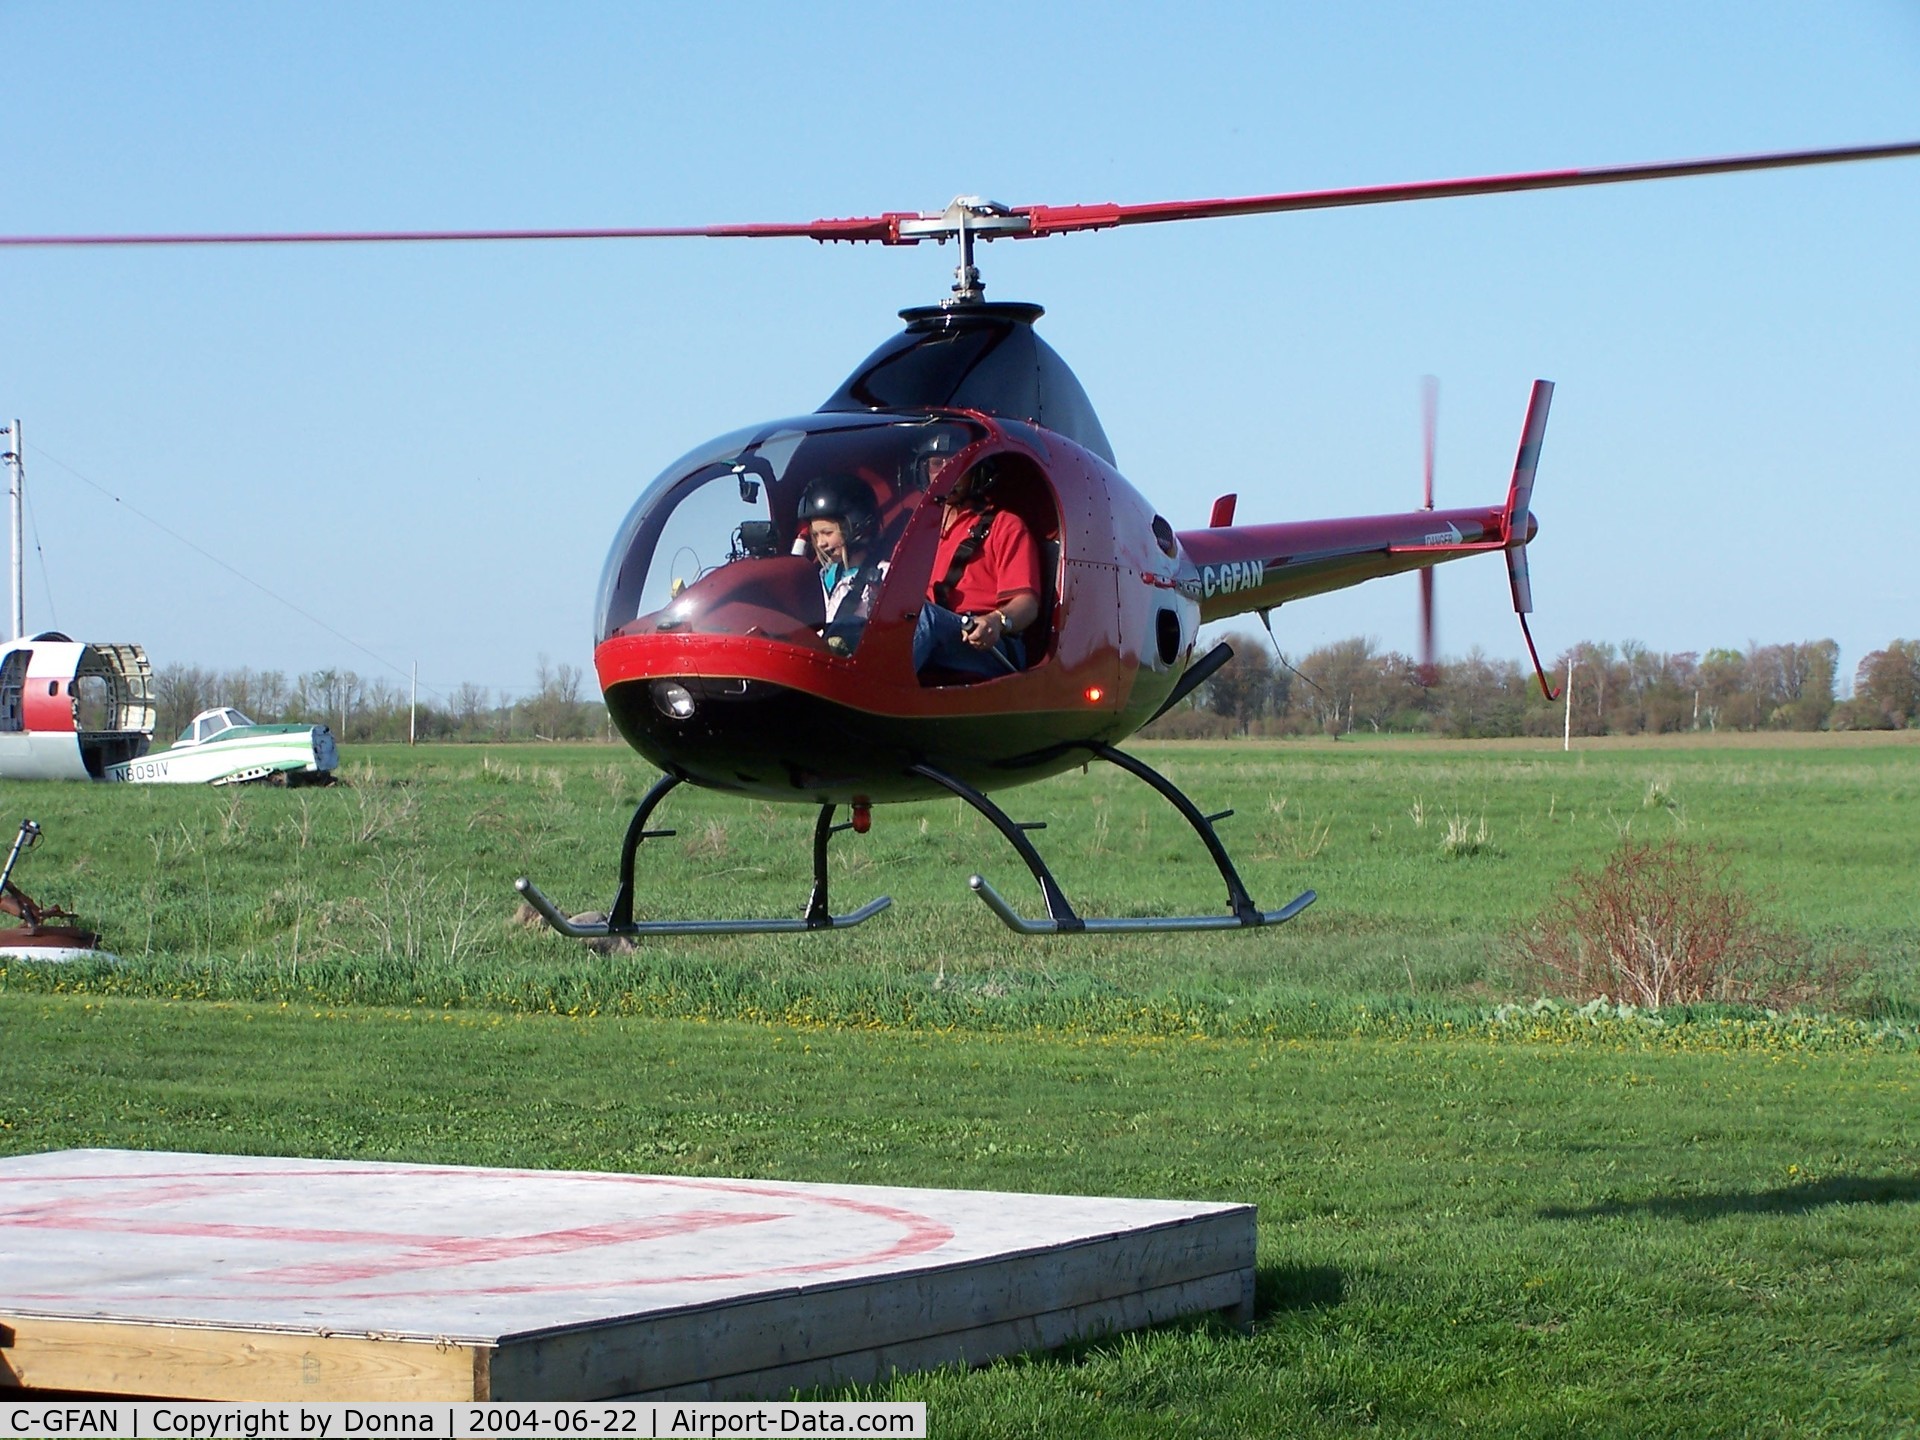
[{"xmin": 0, "ymin": 634, "xmax": 155, "ymax": 781}]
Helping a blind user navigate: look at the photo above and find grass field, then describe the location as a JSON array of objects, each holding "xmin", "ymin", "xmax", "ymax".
[
  {"xmin": 3, "ymin": 734, "xmax": 1918, "ymax": 1434},
  {"xmin": 5, "ymin": 731, "xmax": 1916, "ymax": 1026}
]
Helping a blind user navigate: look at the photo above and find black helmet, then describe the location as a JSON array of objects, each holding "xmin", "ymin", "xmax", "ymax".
[
  {"xmin": 908, "ymin": 424, "xmax": 972, "ymax": 491},
  {"xmin": 796, "ymin": 473, "xmax": 879, "ymax": 550}
]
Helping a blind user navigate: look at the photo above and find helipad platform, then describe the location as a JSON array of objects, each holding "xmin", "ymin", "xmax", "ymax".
[{"xmin": 0, "ymin": 1150, "xmax": 1255, "ymax": 1401}]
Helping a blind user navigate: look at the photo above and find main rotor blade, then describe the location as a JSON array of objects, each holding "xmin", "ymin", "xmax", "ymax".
[
  {"xmin": 1017, "ymin": 139, "xmax": 1920, "ymax": 237},
  {"xmin": 0, "ymin": 217, "xmax": 902, "ymax": 248},
  {"xmin": 4, "ymin": 139, "xmax": 1913, "ymax": 249}
]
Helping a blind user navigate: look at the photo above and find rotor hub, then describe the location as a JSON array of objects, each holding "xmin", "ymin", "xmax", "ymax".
[{"xmin": 893, "ymin": 197, "xmax": 1027, "ymax": 306}]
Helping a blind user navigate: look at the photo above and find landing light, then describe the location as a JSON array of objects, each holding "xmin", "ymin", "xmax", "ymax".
[{"xmin": 652, "ymin": 681, "xmax": 697, "ymax": 720}]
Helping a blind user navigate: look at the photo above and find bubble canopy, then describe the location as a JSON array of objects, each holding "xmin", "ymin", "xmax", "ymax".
[{"xmin": 595, "ymin": 413, "xmax": 985, "ymax": 650}]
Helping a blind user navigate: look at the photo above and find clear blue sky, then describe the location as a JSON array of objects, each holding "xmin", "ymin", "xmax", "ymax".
[{"xmin": 4, "ymin": 2, "xmax": 1917, "ymax": 702}]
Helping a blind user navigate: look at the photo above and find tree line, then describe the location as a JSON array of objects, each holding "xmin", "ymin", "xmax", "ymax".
[
  {"xmin": 150, "ymin": 656, "xmax": 608, "ymax": 744},
  {"xmin": 149, "ymin": 635, "xmax": 1920, "ymax": 747},
  {"xmin": 1146, "ymin": 636, "xmax": 1920, "ymax": 740}
]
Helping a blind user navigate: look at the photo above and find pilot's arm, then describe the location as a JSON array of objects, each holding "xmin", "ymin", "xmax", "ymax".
[{"xmin": 963, "ymin": 591, "xmax": 1039, "ymax": 650}]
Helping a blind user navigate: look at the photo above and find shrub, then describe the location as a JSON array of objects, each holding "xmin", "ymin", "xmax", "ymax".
[{"xmin": 1512, "ymin": 838, "xmax": 1848, "ymax": 1010}]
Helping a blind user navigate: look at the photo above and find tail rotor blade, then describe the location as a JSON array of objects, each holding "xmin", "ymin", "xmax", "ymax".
[
  {"xmin": 1502, "ymin": 379, "xmax": 1559, "ymax": 700},
  {"xmin": 1504, "ymin": 378, "xmax": 1553, "ymax": 614},
  {"xmin": 1504, "ymin": 379, "xmax": 1554, "ymax": 547},
  {"xmin": 1506, "ymin": 544, "xmax": 1535, "ymax": 616}
]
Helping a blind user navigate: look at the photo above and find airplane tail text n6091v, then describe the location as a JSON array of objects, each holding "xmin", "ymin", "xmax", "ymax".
[{"xmin": 1176, "ymin": 378, "xmax": 1559, "ymax": 696}]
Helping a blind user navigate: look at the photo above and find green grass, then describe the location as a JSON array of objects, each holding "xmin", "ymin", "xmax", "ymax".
[
  {"xmin": 3, "ymin": 734, "xmax": 1919, "ymax": 1431},
  {"xmin": 4, "ymin": 734, "xmax": 1916, "ymax": 1027},
  {"xmin": 3, "ymin": 994, "xmax": 1916, "ymax": 1436}
]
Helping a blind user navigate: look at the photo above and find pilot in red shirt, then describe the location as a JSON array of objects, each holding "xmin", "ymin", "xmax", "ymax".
[{"xmin": 914, "ymin": 460, "xmax": 1040, "ymax": 680}]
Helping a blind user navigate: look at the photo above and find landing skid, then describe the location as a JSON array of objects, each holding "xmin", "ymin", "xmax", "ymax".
[
  {"xmin": 909, "ymin": 745, "xmax": 1316, "ymax": 935},
  {"xmin": 517, "ymin": 748, "xmax": 1310, "ymax": 941},
  {"xmin": 514, "ymin": 774, "xmax": 891, "ymax": 939}
]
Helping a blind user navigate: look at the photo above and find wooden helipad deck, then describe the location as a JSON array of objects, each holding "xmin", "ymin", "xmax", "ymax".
[{"xmin": 0, "ymin": 1150, "xmax": 1255, "ymax": 1401}]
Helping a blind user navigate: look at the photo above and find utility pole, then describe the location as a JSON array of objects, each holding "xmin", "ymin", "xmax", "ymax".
[
  {"xmin": 410, "ymin": 662, "xmax": 417, "ymax": 745},
  {"xmin": 2, "ymin": 420, "xmax": 21, "ymax": 640},
  {"xmin": 1563, "ymin": 655, "xmax": 1575, "ymax": 752}
]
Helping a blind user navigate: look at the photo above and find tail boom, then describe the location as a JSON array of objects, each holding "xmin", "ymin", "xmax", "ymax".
[
  {"xmin": 1179, "ymin": 378, "xmax": 1555, "ymax": 691},
  {"xmin": 1179, "ymin": 505, "xmax": 1507, "ymax": 624}
]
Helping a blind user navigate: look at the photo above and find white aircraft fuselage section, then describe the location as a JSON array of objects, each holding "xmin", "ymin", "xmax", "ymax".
[{"xmin": 0, "ymin": 635, "xmax": 155, "ymax": 780}]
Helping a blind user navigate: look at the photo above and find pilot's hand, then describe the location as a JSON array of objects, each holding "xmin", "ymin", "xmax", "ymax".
[{"xmin": 963, "ymin": 610, "xmax": 1005, "ymax": 650}]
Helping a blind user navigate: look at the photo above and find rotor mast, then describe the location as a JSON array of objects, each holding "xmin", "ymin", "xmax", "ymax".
[{"xmin": 894, "ymin": 197, "xmax": 1027, "ymax": 306}]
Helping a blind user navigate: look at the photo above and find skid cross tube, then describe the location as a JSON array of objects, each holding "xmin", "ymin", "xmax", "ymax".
[
  {"xmin": 514, "ymin": 774, "xmax": 890, "ymax": 938},
  {"xmin": 911, "ymin": 753, "xmax": 1316, "ymax": 935},
  {"xmin": 805, "ymin": 803, "xmax": 864, "ymax": 927},
  {"xmin": 611, "ymin": 772, "xmax": 684, "ymax": 929},
  {"xmin": 1088, "ymin": 742, "xmax": 1266, "ymax": 923},
  {"xmin": 909, "ymin": 763, "xmax": 1082, "ymax": 930}
]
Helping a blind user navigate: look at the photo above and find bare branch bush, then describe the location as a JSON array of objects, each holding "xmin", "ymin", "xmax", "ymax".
[
  {"xmin": 342, "ymin": 853, "xmax": 482, "ymax": 967},
  {"xmin": 1512, "ymin": 837, "xmax": 1857, "ymax": 1011}
]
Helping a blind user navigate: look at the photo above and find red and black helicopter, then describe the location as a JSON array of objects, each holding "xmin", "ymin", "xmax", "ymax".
[{"xmin": 10, "ymin": 140, "xmax": 1917, "ymax": 936}]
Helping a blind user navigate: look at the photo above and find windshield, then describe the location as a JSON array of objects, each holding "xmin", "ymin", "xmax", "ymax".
[
  {"xmin": 596, "ymin": 414, "xmax": 983, "ymax": 656},
  {"xmin": 180, "ymin": 707, "xmax": 252, "ymax": 745}
]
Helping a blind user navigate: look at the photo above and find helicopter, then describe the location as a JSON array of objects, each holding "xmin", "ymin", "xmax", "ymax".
[{"xmin": 9, "ymin": 140, "xmax": 1917, "ymax": 937}]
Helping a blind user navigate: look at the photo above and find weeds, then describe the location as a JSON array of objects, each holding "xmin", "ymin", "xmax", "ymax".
[
  {"xmin": 592, "ymin": 763, "xmax": 630, "ymax": 800},
  {"xmin": 345, "ymin": 853, "xmax": 483, "ymax": 967},
  {"xmin": 1441, "ymin": 812, "xmax": 1490, "ymax": 858},
  {"xmin": 686, "ymin": 819, "xmax": 730, "ymax": 859},
  {"xmin": 148, "ymin": 825, "xmax": 196, "ymax": 864},
  {"xmin": 349, "ymin": 784, "xmax": 418, "ymax": 844},
  {"xmin": 1260, "ymin": 795, "xmax": 1331, "ymax": 860},
  {"xmin": 1642, "ymin": 777, "xmax": 1692, "ymax": 832},
  {"xmin": 1512, "ymin": 837, "xmax": 1857, "ymax": 1010},
  {"xmin": 217, "ymin": 793, "xmax": 250, "ymax": 844},
  {"xmin": 280, "ymin": 796, "xmax": 315, "ymax": 850},
  {"xmin": 832, "ymin": 846, "xmax": 876, "ymax": 877}
]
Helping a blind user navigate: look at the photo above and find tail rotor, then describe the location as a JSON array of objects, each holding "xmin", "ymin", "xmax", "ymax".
[
  {"xmin": 1417, "ymin": 376, "xmax": 1439, "ymax": 686},
  {"xmin": 1504, "ymin": 378, "xmax": 1560, "ymax": 700},
  {"xmin": 1412, "ymin": 375, "xmax": 1559, "ymax": 698}
]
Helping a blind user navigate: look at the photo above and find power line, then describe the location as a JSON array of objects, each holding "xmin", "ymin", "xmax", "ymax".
[
  {"xmin": 25, "ymin": 438, "xmax": 446, "ymax": 701},
  {"xmin": 21, "ymin": 487, "xmax": 59, "ymax": 630}
]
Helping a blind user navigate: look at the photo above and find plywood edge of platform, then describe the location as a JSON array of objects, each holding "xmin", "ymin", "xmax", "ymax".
[
  {"xmin": 0, "ymin": 1314, "xmax": 490, "ymax": 1401},
  {"xmin": 624, "ymin": 1268, "xmax": 1253, "ymax": 1401},
  {"xmin": 489, "ymin": 1205, "xmax": 1256, "ymax": 1399}
]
